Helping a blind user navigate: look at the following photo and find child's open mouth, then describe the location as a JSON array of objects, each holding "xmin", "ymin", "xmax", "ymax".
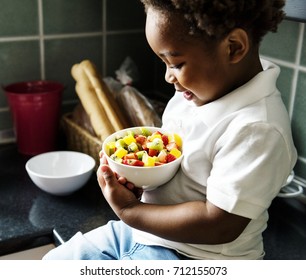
[{"xmin": 183, "ymin": 90, "xmax": 193, "ymax": 101}]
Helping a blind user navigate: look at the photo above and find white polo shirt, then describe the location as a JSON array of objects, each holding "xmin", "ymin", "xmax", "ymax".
[{"xmin": 133, "ymin": 59, "xmax": 297, "ymax": 259}]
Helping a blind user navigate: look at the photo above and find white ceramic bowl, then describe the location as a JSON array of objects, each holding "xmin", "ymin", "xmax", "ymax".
[
  {"xmin": 25, "ymin": 151, "xmax": 95, "ymax": 196},
  {"xmin": 102, "ymin": 127, "xmax": 183, "ymax": 191}
]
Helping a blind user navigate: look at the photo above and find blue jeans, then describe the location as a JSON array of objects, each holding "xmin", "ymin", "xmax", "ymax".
[{"xmin": 43, "ymin": 220, "xmax": 187, "ymax": 260}]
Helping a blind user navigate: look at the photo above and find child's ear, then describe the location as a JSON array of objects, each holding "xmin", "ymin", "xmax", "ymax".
[{"xmin": 225, "ymin": 28, "xmax": 249, "ymax": 64}]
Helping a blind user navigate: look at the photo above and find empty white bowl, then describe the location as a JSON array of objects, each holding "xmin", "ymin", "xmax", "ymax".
[
  {"xmin": 25, "ymin": 151, "xmax": 95, "ymax": 195},
  {"xmin": 102, "ymin": 127, "xmax": 183, "ymax": 191}
]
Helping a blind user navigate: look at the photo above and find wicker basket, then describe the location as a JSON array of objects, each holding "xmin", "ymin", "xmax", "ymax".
[{"xmin": 61, "ymin": 113, "xmax": 102, "ymax": 169}]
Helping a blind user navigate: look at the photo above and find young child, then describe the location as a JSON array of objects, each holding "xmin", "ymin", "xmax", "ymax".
[{"xmin": 44, "ymin": 0, "xmax": 297, "ymax": 260}]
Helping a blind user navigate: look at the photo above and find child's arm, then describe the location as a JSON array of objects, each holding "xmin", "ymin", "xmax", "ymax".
[{"xmin": 97, "ymin": 163, "xmax": 250, "ymax": 245}]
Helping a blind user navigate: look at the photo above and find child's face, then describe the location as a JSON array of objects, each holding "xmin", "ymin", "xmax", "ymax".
[{"xmin": 145, "ymin": 8, "xmax": 233, "ymax": 106}]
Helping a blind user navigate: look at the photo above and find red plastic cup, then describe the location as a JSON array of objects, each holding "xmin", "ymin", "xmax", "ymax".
[{"xmin": 4, "ymin": 80, "xmax": 64, "ymax": 155}]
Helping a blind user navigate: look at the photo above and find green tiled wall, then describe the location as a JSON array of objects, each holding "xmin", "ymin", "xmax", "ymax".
[
  {"xmin": 43, "ymin": 0, "xmax": 103, "ymax": 34},
  {"xmin": 0, "ymin": 1, "xmax": 306, "ymax": 182},
  {"xmin": 260, "ymin": 20, "xmax": 306, "ymax": 181},
  {"xmin": 0, "ymin": 0, "xmax": 148, "ymax": 129},
  {"xmin": 0, "ymin": 0, "xmax": 39, "ymax": 36}
]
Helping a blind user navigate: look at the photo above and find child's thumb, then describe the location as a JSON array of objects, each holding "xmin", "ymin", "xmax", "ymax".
[{"xmin": 100, "ymin": 164, "xmax": 116, "ymax": 184}]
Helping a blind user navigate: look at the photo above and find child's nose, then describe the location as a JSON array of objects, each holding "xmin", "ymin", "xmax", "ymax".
[{"xmin": 165, "ymin": 68, "xmax": 176, "ymax": 84}]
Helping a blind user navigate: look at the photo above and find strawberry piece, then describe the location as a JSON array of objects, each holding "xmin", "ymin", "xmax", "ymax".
[
  {"xmin": 123, "ymin": 153, "xmax": 137, "ymax": 160},
  {"xmin": 122, "ymin": 159, "xmax": 145, "ymax": 166},
  {"xmin": 162, "ymin": 134, "xmax": 169, "ymax": 146},
  {"xmin": 135, "ymin": 135, "xmax": 147, "ymax": 145},
  {"xmin": 148, "ymin": 149, "xmax": 158, "ymax": 157},
  {"xmin": 166, "ymin": 154, "xmax": 176, "ymax": 163}
]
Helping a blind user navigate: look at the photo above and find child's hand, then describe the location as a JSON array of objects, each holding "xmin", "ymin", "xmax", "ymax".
[
  {"xmin": 97, "ymin": 156, "xmax": 142, "ymax": 218},
  {"xmin": 99, "ymin": 152, "xmax": 142, "ymax": 197}
]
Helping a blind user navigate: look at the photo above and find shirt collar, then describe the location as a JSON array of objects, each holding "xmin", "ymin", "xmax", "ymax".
[{"xmin": 195, "ymin": 59, "xmax": 280, "ymax": 127}]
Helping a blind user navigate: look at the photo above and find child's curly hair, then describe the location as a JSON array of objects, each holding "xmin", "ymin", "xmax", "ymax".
[{"xmin": 140, "ymin": 0, "xmax": 285, "ymax": 44}]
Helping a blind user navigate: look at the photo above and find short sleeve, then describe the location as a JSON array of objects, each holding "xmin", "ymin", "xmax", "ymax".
[{"xmin": 207, "ymin": 122, "xmax": 292, "ymax": 219}]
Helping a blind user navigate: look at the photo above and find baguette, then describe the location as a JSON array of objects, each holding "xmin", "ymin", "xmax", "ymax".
[
  {"xmin": 80, "ymin": 60, "xmax": 128, "ymax": 131},
  {"xmin": 71, "ymin": 63, "xmax": 115, "ymax": 140}
]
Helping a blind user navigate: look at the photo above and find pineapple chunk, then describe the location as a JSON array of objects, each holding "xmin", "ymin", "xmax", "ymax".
[
  {"xmin": 114, "ymin": 147, "xmax": 128, "ymax": 159},
  {"xmin": 105, "ymin": 141, "xmax": 116, "ymax": 156},
  {"xmin": 123, "ymin": 134, "xmax": 136, "ymax": 145},
  {"xmin": 148, "ymin": 133, "xmax": 162, "ymax": 142},
  {"xmin": 142, "ymin": 152, "xmax": 155, "ymax": 166},
  {"xmin": 170, "ymin": 147, "xmax": 182, "ymax": 158},
  {"xmin": 168, "ymin": 133, "xmax": 183, "ymax": 148}
]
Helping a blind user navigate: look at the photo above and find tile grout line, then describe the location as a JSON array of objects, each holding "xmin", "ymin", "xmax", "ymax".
[
  {"xmin": 288, "ymin": 22, "xmax": 305, "ymax": 119},
  {"xmin": 260, "ymin": 55, "xmax": 306, "ymax": 73},
  {"xmin": 44, "ymin": 32, "xmax": 103, "ymax": 40},
  {"xmin": 298, "ymin": 156, "xmax": 306, "ymax": 164},
  {"xmin": 0, "ymin": 30, "xmax": 143, "ymax": 43},
  {"xmin": 294, "ymin": 23, "xmax": 306, "ymax": 166},
  {"xmin": 38, "ymin": 0, "xmax": 45, "ymax": 80},
  {"xmin": 0, "ymin": 36, "xmax": 40, "ymax": 42},
  {"xmin": 102, "ymin": 0, "xmax": 107, "ymax": 76}
]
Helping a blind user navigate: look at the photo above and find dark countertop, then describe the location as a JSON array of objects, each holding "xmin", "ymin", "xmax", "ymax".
[
  {"xmin": 0, "ymin": 143, "xmax": 117, "ymax": 256},
  {"xmin": 0, "ymin": 143, "xmax": 306, "ymax": 259}
]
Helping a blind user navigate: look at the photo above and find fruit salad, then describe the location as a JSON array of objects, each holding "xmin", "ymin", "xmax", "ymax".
[{"xmin": 104, "ymin": 127, "xmax": 182, "ymax": 167}]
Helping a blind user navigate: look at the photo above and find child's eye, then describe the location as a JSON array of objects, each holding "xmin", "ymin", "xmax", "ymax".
[{"xmin": 170, "ymin": 63, "xmax": 184, "ymax": 70}]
